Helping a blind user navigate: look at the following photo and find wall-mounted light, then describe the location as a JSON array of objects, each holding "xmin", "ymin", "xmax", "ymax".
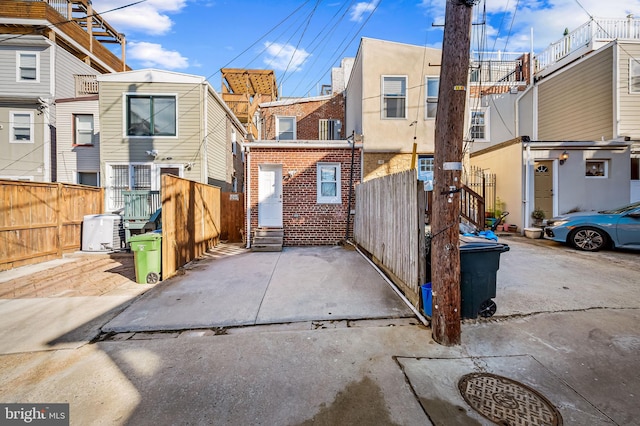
[
  {"xmin": 146, "ymin": 150, "xmax": 159, "ymax": 158},
  {"xmin": 559, "ymin": 151, "xmax": 569, "ymax": 165}
]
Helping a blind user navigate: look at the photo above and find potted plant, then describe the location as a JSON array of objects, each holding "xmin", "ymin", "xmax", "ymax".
[{"xmin": 531, "ymin": 208, "xmax": 546, "ymax": 225}]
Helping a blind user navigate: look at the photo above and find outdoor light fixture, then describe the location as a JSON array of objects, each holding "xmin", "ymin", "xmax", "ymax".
[{"xmin": 559, "ymin": 151, "xmax": 569, "ymax": 165}]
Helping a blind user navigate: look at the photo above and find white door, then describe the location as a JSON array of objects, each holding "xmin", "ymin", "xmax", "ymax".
[{"xmin": 258, "ymin": 164, "xmax": 283, "ymax": 227}]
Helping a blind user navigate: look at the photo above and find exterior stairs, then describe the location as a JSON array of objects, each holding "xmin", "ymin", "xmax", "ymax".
[{"xmin": 252, "ymin": 228, "xmax": 283, "ymax": 252}]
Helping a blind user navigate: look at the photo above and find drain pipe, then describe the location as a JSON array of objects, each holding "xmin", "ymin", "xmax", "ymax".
[
  {"xmin": 245, "ymin": 145, "xmax": 251, "ymax": 249},
  {"xmin": 352, "ymin": 243, "xmax": 429, "ymax": 326}
]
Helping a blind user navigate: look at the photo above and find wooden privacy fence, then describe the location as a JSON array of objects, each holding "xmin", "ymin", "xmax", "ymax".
[
  {"xmin": 0, "ymin": 180, "xmax": 103, "ymax": 271},
  {"xmin": 354, "ymin": 170, "xmax": 426, "ymax": 307},
  {"xmin": 161, "ymin": 175, "xmax": 221, "ymax": 280}
]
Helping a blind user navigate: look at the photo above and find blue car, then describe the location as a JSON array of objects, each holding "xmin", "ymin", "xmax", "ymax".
[{"xmin": 544, "ymin": 201, "xmax": 640, "ymax": 251}]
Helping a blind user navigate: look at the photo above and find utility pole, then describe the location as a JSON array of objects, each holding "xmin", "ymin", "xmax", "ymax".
[{"xmin": 431, "ymin": 0, "xmax": 475, "ymax": 345}]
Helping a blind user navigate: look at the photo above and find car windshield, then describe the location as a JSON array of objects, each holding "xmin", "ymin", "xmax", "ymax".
[{"xmin": 598, "ymin": 201, "xmax": 640, "ymax": 215}]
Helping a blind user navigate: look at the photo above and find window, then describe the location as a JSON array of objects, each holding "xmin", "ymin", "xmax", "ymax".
[
  {"xmin": 417, "ymin": 155, "xmax": 434, "ymax": 182},
  {"xmin": 108, "ymin": 164, "xmax": 152, "ymax": 210},
  {"xmin": 17, "ymin": 52, "xmax": 38, "ymax": 82},
  {"xmin": 10, "ymin": 112, "xmax": 34, "ymax": 143},
  {"xmin": 425, "ymin": 76, "xmax": 439, "ymax": 119},
  {"xmin": 382, "ymin": 76, "xmax": 407, "ymax": 119},
  {"xmin": 78, "ymin": 172, "xmax": 98, "ymax": 186},
  {"xmin": 126, "ymin": 95, "xmax": 176, "ymax": 136},
  {"xmin": 317, "ymin": 163, "xmax": 341, "ymax": 204},
  {"xmin": 276, "ymin": 116, "xmax": 296, "ymax": 140},
  {"xmin": 585, "ymin": 160, "xmax": 608, "ymax": 178},
  {"xmin": 319, "ymin": 119, "xmax": 341, "ymax": 140},
  {"xmin": 74, "ymin": 114, "xmax": 94, "ymax": 145},
  {"xmin": 630, "ymin": 59, "xmax": 640, "ymax": 93},
  {"xmin": 632, "ymin": 157, "xmax": 639, "ymax": 180},
  {"xmin": 470, "ymin": 108, "xmax": 489, "ymax": 141}
]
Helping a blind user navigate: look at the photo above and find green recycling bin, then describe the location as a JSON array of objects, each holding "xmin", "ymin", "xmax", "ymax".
[{"xmin": 129, "ymin": 232, "xmax": 162, "ymax": 284}]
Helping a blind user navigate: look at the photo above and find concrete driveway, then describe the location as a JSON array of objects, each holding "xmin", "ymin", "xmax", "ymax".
[{"xmin": 0, "ymin": 237, "xmax": 639, "ymax": 425}]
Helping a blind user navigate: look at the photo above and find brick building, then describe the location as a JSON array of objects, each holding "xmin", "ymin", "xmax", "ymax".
[
  {"xmin": 259, "ymin": 94, "xmax": 345, "ymax": 141},
  {"xmin": 245, "ymin": 143, "xmax": 361, "ymax": 246}
]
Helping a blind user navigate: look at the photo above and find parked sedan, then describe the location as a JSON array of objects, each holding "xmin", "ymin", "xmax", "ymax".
[{"xmin": 544, "ymin": 201, "xmax": 640, "ymax": 251}]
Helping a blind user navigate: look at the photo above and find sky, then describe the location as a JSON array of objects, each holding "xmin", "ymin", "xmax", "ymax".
[{"xmin": 93, "ymin": 0, "xmax": 640, "ymax": 98}]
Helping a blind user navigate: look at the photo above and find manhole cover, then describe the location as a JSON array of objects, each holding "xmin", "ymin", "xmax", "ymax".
[{"xmin": 458, "ymin": 373, "xmax": 562, "ymax": 425}]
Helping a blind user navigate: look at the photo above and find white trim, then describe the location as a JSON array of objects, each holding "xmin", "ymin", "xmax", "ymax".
[
  {"xmin": 276, "ymin": 116, "xmax": 296, "ymax": 140},
  {"xmin": 470, "ymin": 107, "xmax": 490, "ymax": 141},
  {"xmin": 317, "ymin": 162, "xmax": 342, "ymax": 204},
  {"xmin": 122, "ymin": 92, "xmax": 179, "ymax": 139},
  {"xmin": 424, "ymin": 75, "xmax": 439, "ymax": 120},
  {"xmin": 585, "ymin": 159, "xmax": 609, "ymax": 178},
  {"xmin": 16, "ymin": 51, "xmax": 40, "ymax": 83},
  {"xmin": 9, "ymin": 111, "xmax": 35, "ymax": 143},
  {"xmin": 0, "ymin": 176, "xmax": 34, "ymax": 181},
  {"xmin": 381, "ymin": 75, "xmax": 408, "ymax": 119}
]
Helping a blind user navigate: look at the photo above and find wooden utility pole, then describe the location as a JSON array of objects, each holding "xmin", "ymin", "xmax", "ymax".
[{"xmin": 431, "ymin": 0, "xmax": 475, "ymax": 345}]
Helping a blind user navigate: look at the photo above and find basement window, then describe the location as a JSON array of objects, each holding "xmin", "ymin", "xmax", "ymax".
[{"xmin": 585, "ymin": 160, "xmax": 608, "ymax": 178}]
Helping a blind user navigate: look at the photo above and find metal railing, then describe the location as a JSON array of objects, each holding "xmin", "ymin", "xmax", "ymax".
[{"xmin": 535, "ymin": 16, "xmax": 640, "ymax": 74}]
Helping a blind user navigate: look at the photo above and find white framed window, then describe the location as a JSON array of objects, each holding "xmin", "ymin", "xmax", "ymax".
[
  {"xmin": 74, "ymin": 114, "xmax": 94, "ymax": 146},
  {"xmin": 276, "ymin": 116, "xmax": 296, "ymax": 140},
  {"xmin": 425, "ymin": 76, "xmax": 439, "ymax": 119},
  {"xmin": 382, "ymin": 76, "xmax": 407, "ymax": 119},
  {"xmin": 317, "ymin": 163, "xmax": 341, "ymax": 204},
  {"xmin": 125, "ymin": 94, "xmax": 177, "ymax": 137},
  {"xmin": 417, "ymin": 155, "xmax": 434, "ymax": 182},
  {"xmin": 10, "ymin": 111, "xmax": 34, "ymax": 143},
  {"xmin": 16, "ymin": 51, "xmax": 39, "ymax": 82},
  {"xmin": 470, "ymin": 108, "xmax": 489, "ymax": 141},
  {"xmin": 106, "ymin": 163, "xmax": 185, "ymax": 210},
  {"xmin": 319, "ymin": 119, "xmax": 341, "ymax": 140},
  {"xmin": 630, "ymin": 58, "xmax": 640, "ymax": 93},
  {"xmin": 585, "ymin": 160, "xmax": 608, "ymax": 178}
]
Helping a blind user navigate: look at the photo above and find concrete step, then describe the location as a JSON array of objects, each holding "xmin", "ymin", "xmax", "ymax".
[
  {"xmin": 252, "ymin": 243, "xmax": 283, "ymax": 252},
  {"xmin": 254, "ymin": 228, "xmax": 284, "ymax": 238},
  {"xmin": 253, "ymin": 236, "xmax": 283, "ymax": 245}
]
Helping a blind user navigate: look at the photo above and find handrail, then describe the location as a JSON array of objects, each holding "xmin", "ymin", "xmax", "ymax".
[{"xmin": 460, "ymin": 184, "xmax": 485, "ymax": 230}]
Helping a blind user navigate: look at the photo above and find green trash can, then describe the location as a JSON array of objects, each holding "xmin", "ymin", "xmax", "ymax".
[{"xmin": 129, "ymin": 233, "xmax": 162, "ymax": 284}]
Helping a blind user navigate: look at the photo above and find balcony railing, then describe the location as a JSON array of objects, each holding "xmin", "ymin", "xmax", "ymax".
[
  {"xmin": 74, "ymin": 74, "xmax": 98, "ymax": 97},
  {"xmin": 534, "ymin": 16, "xmax": 640, "ymax": 75}
]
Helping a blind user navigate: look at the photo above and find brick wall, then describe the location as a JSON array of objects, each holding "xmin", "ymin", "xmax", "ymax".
[
  {"xmin": 363, "ymin": 153, "xmax": 424, "ymax": 181},
  {"xmin": 260, "ymin": 94, "xmax": 345, "ymax": 140},
  {"xmin": 248, "ymin": 146, "xmax": 361, "ymax": 246}
]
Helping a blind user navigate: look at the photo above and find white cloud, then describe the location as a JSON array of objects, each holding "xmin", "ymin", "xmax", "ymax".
[
  {"xmin": 128, "ymin": 41, "xmax": 189, "ymax": 69},
  {"xmin": 350, "ymin": 1, "xmax": 380, "ymax": 22},
  {"xmin": 421, "ymin": 0, "xmax": 640, "ymax": 53},
  {"xmin": 263, "ymin": 42, "xmax": 310, "ymax": 72},
  {"xmin": 93, "ymin": 0, "xmax": 187, "ymax": 35}
]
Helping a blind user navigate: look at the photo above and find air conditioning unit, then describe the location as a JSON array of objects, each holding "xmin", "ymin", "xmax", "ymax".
[{"xmin": 82, "ymin": 214, "xmax": 125, "ymax": 252}]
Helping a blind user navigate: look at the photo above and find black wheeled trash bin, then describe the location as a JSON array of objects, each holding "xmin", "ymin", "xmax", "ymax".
[{"xmin": 459, "ymin": 235, "xmax": 509, "ymax": 319}]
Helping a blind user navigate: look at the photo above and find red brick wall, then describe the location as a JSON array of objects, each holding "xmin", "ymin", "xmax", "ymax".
[
  {"xmin": 247, "ymin": 146, "xmax": 361, "ymax": 246},
  {"xmin": 260, "ymin": 94, "xmax": 345, "ymax": 140}
]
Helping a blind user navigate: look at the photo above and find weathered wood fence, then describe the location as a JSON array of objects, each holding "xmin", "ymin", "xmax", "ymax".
[
  {"xmin": 220, "ymin": 192, "xmax": 245, "ymax": 243},
  {"xmin": 354, "ymin": 170, "xmax": 426, "ymax": 307},
  {"xmin": 0, "ymin": 180, "xmax": 104, "ymax": 271},
  {"xmin": 161, "ymin": 175, "xmax": 221, "ymax": 280}
]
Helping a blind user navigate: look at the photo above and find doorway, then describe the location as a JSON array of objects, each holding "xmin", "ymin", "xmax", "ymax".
[
  {"xmin": 258, "ymin": 164, "xmax": 283, "ymax": 227},
  {"xmin": 533, "ymin": 160, "xmax": 553, "ymax": 219}
]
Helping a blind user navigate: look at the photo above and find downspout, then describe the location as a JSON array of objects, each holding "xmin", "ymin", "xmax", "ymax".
[
  {"xmin": 524, "ymin": 142, "xmax": 531, "ymax": 228},
  {"xmin": 245, "ymin": 145, "xmax": 251, "ymax": 249},
  {"xmin": 345, "ymin": 131, "xmax": 355, "ymax": 240}
]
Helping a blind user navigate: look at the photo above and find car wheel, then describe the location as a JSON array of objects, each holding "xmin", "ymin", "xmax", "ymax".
[{"xmin": 570, "ymin": 227, "xmax": 608, "ymax": 252}]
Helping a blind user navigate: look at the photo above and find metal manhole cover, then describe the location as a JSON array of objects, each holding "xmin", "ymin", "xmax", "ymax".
[{"xmin": 458, "ymin": 373, "xmax": 562, "ymax": 426}]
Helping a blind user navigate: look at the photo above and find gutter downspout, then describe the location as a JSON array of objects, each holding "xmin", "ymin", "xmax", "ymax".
[
  {"xmin": 245, "ymin": 145, "xmax": 251, "ymax": 249},
  {"xmin": 345, "ymin": 131, "xmax": 355, "ymax": 240},
  {"xmin": 524, "ymin": 142, "xmax": 531, "ymax": 228}
]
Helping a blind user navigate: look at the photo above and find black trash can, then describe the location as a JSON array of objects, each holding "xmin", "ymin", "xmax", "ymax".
[
  {"xmin": 424, "ymin": 233, "xmax": 509, "ymax": 319},
  {"xmin": 459, "ymin": 236, "xmax": 509, "ymax": 319}
]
